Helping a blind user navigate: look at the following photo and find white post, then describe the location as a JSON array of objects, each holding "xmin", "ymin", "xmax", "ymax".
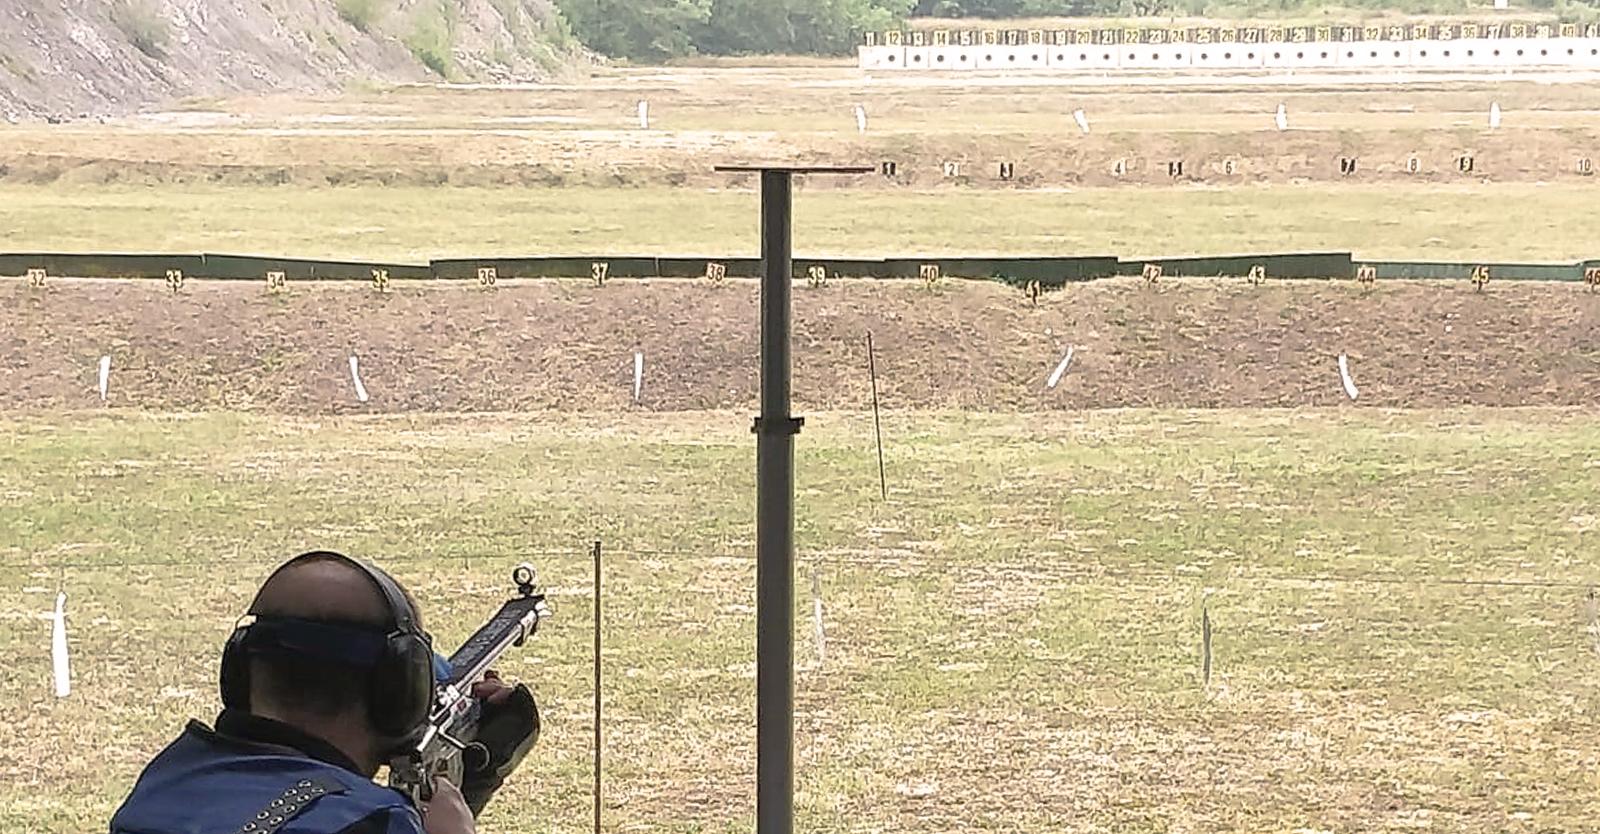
[
  {"xmin": 1275, "ymin": 103, "xmax": 1288, "ymax": 131},
  {"xmin": 1046, "ymin": 346, "xmax": 1075, "ymax": 389},
  {"xmin": 854, "ymin": 105, "xmax": 867, "ymax": 134},
  {"xmin": 1073, "ymin": 109, "xmax": 1090, "ymax": 134},
  {"xmin": 1489, "ymin": 102, "xmax": 1502, "ymax": 129},
  {"xmin": 349, "ymin": 356, "xmax": 370, "ymax": 403},
  {"xmin": 1338, "ymin": 354, "xmax": 1359, "ymax": 400},
  {"xmin": 811, "ymin": 569, "xmax": 825, "ymax": 665},
  {"xmin": 637, "ymin": 100, "xmax": 649, "ymax": 129},
  {"xmin": 633, "ymin": 352, "xmax": 643, "ymax": 401},
  {"xmin": 52, "ymin": 593, "xmax": 70, "ymax": 698},
  {"xmin": 98, "ymin": 355, "xmax": 111, "ymax": 401}
]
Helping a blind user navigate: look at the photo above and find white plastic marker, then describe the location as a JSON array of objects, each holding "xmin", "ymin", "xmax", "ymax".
[
  {"xmin": 854, "ymin": 105, "xmax": 867, "ymax": 134},
  {"xmin": 1073, "ymin": 109, "xmax": 1090, "ymax": 134},
  {"xmin": 349, "ymin": 356, "xmax": 370, "ymax": 403},
  {"xmin": 52, "ymin": 593, "xmax": 70, "ymax": 697},
  {"xmin": 633, "ymin": 352, "xmax": 643, "ymax": 401},
  {"xmin": 1046, "ymin": 346, "xmax": 1076, "ymax": 389},
  {"xmin": 1489, "ymin": 102, "xmax": 1502, "ymax": 129},
  {"xmin": 1275, "ymin": 103, "xmax": 1288, "ymax": 131},
  {"xmin": 637, "ymin": 100, "xmax": 649, "ymax": 129},
  {"xmin": 98, "ymin": 355, "xmax": 110, "ymax": 401},
  {"xmin": 1338, "ymin": 354, "xmax": 1359, "ymax": 400}
]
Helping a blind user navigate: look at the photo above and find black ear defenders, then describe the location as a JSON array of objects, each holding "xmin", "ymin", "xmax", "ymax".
[{"xmin": 219, "ymin": 551, "xmax": 435, "ymax": 739}]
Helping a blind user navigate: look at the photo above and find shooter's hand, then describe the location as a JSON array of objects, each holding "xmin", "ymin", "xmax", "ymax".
[
  {"xmin": 460, "ymin": 670, "xmax": 541, "ymax": 816},
  {"xmin": 421, "ymin": 775, "xmax": 476, "ymax": 834}
]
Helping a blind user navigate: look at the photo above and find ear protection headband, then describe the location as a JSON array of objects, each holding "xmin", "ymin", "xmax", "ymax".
[{"xmin": 219, "ymin": 551, "xmax": 436, "ymax": 739}]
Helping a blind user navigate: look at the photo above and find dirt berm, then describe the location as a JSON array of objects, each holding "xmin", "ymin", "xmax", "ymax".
[{"xmin": 3, "ymin": 278, "xmax": 1598, "ymax": 413}]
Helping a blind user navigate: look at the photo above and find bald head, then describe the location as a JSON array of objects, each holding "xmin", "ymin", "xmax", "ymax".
[
  {"xmin": 241, "ymin": 552, "xmax": 424, "ymax": 732},
  {"xmin": 250, "ymin": 553, "xmax": 396, "ymax": 629}
]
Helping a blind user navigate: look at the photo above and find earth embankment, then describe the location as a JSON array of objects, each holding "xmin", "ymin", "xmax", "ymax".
[{"xmin": 3, "ymin": 278, "xmax": 1597, "ymax": 413}]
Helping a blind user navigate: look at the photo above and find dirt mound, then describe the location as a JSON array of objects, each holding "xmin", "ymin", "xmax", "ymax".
[
  {"xmin": 3, "ymin": 277, "xmax": 1598, "ymax": 413},
  {"xmin": 0, "ymin": 0, "xmax": 578, "ymax": 122},
  {"xmin": 2, "ymin": 124, "xmax": 1594, "ymax": 188}
]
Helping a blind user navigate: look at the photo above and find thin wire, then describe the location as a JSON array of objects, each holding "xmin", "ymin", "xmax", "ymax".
[{"xmin": 4, "ymin": 545, "xmax": 1594, "ymax": 591}]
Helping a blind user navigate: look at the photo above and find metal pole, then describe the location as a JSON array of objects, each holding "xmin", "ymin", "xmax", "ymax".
[
  {"xmin": 756, "ymin": 169, "xmax": 796, "ymax": 834},
  {"xmin": 867, "ymin": 331, "xmax": 887, "ymax": 501}
]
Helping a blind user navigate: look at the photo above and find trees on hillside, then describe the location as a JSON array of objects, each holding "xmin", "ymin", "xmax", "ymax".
[{"xmin": 556, "ymin": 0, "xmax": 914, "ymax": 61}]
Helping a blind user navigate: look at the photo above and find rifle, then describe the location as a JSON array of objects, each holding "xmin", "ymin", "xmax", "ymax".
[{"xmin": 389, "ymin": 563, "xmax": 552, "ymax": 805}]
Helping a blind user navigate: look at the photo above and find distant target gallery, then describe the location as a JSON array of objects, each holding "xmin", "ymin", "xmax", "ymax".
[{"xmin": 860, "ymin": 22, "xmax": 1600, "ymax": 72}]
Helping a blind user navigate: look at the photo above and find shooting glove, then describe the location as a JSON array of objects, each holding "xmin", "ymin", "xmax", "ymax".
[{"xmin": 461, "ymin": 682, "xmax": 540, "ymax": 816}]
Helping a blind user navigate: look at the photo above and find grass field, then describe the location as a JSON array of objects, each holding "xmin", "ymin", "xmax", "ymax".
[
  {"xmin": 4, "ymin": 181, "xmax": 1600, "ymax": 261},
  {"xmin": 4, "ymin": 408, "xmax": 1600, "ymax": 832}
]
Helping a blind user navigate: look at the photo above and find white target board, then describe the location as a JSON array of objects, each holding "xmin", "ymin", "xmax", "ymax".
[
  {"xmin": 858, "ymin": 45, "xmax": 905, "ymax": 69},
  {"xmin": 1287, "ymin": 43, "xmax": 1339, "ymax": 69},
  {"xmin": 1192, "ymin": 44, "xmax": 1243, "ymax": 69}
]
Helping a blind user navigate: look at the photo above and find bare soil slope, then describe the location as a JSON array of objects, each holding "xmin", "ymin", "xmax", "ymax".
[
  {"xmin": 3, "ymin": 277, "xmax": 1598, "ymax": 413},
  {"xmin": 0, "ymin": 0, "xmax": 575, "ymax": 122}
]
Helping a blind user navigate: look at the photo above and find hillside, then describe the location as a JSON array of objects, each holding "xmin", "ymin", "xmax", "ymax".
[{"xmin": 0, "ymin": 0, "xmax": 582, "ymax": 122}]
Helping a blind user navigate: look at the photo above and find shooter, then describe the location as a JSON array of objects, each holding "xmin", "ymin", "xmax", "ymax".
[{"xmin": 109, "ymin": 550, "xmax": 547, "ymax": 834}]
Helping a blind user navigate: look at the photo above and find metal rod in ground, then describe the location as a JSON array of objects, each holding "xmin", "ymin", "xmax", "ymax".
[
  {"xmin": 1202, "ymin": 603, "xmax": 1213, "ymax": 686},
  {"xmin": 867, "ymin": 331, "xmax": 887, "ymax": 501},
  {"xmin": 755, "ymin": 169, "xmax": 797, "ymax": 834},
  {"xmin": 593, "ymin": 539, "xmax": 602, "ymax": 834}
]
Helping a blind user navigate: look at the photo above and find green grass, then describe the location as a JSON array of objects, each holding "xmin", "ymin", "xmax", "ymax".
[
  {"xmin": 4, "ymin": 408, "xmax": 1600, "ymax": 832},
  {"xmin": 2, "ymin": 182, "xmax": 1598, "ymax": 262}
]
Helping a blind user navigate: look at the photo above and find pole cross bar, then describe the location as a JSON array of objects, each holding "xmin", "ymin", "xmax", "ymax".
[{"xmin": 712, "ymin": 164, "xmax": 869, "ymax": 834}]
